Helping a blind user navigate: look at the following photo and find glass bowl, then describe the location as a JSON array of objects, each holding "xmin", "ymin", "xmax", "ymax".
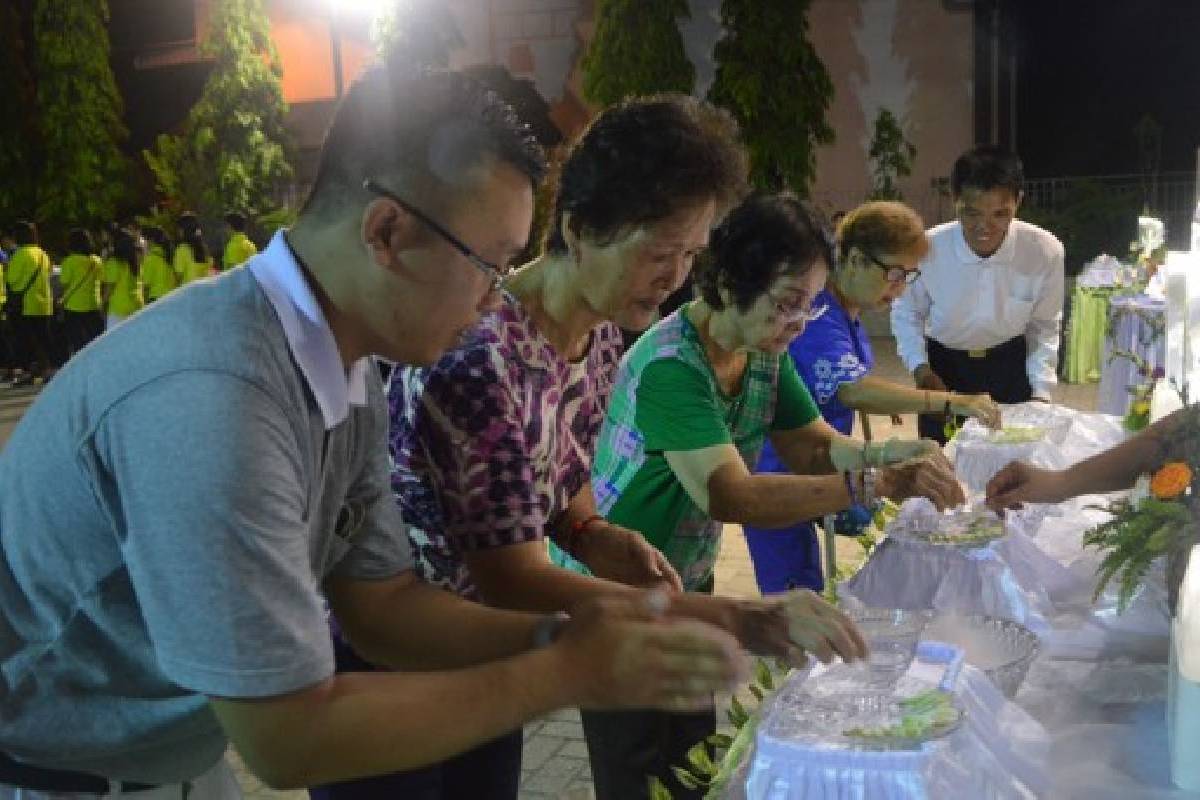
[
  {"xmin": 923, "ymin": 613, "xmax": 1040, "ymax": 698},
  {"xmin": 847, "ymin": 607, "xmax": 929, "ymax": 690}
]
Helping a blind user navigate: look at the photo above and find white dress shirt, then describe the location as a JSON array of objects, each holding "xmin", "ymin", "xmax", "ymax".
[
  {"xmin": 890, "ymin": 219, "xmax": 1065, "ymax": 399},
  {"xmin": 249, "ymin": 230, "xmax": 370, "ymax": 428}
]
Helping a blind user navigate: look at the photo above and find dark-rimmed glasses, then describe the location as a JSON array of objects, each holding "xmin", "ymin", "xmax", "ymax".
[
  {"xmin": 864, "ymin": 252, "xmax": 921, "ymax": 285},
  {"xmin": 363, "ymin": 178, "xmax": 506, "ymax": 293}
]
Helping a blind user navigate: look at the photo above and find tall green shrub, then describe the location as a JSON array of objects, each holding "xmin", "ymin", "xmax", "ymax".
[
  {"xmin": 33, "ymin": 0, "xmax": 130, "ymax": 226},
  {"xmin": 868, "ymin": 108, "xmax": 916, "ymax": 201},
  {"xmin": 143, "ymin": 0, "xmax": 291, "ymax": 223},
  {"xmin": 707, "ymin": 0, "xmax": 834, "ymax": 192},
  {"xmin": 581, "ymin": 0, "xmax": 695, "ymax": 107}
]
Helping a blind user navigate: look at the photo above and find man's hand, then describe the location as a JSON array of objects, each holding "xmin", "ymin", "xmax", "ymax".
[
  {"xmin": 574, "ymin": 523, "xmax": 684, "ymax": 592},
  {"xmin": 952, "ymin": 393, "xmax": 1002, "ymax": 429},
  {"xmin": 877, "ymin": 455, "xmax": 965, "ymax": 510},
  {"xmin": 913, "ymin": 363, "xmax": 947, "ymax": 392},
  {"xmin": 552, "ymin": 593, "xmax": 749, "ymax": 712},
  {"xmin": 985, "ymin": 461, "xmax": 1067, "ymax": 512}
]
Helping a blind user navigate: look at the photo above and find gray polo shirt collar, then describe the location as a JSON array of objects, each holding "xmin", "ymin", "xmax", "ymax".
[{"xmin": 249, "ymin": 230, "xmax": 368, "ymax": 429}]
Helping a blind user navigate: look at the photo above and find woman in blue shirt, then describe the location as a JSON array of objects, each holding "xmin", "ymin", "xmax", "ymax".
[{"xmin": 745, "ymin": 201, "xmax": 1001, "ymax": 593}]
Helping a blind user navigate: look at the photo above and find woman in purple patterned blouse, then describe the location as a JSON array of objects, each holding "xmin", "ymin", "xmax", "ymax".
[{"xmin": 318, "ymin": 96, "xmax": 866, "ymax": 800}]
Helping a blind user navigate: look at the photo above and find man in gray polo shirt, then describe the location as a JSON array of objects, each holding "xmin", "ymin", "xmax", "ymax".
[{"xmin": 0, "ymin": 65, "xmax": 750, "ymax": 798}]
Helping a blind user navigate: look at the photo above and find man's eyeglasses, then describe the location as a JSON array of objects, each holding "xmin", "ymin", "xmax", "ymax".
[
  {"xmin": 363, "ymin": 179, "xmax": 507, "ymax": 293},
  {"xmin": 865, "ymin": 252, "xmax": 921, "ymax": 285}
]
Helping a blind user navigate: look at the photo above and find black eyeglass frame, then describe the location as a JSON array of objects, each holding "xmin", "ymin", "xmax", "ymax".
[
  {"xmin": 863, "ymin": 251, "xmax": 921, "ymax": 285},
  {"xmin": 363, "ymin": 178, "xmax": 506, "ymax": 292}
]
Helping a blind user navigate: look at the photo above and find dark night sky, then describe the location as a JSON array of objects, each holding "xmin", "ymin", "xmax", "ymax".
[{"xmin": 1014, "ymin": 0, "xmax": 1200, "ymax": 178}]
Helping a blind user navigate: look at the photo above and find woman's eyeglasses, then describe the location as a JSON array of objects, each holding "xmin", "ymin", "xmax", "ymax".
[
  {"xmin": 864, "ymin": 252, "xmax": 921, "ymax": 285},
  {"xmin": 771, "ymin": 297, "xmax": 828, "ymax": 326}
]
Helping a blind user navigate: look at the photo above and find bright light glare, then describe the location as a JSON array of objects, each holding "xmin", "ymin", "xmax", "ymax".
[{"xmin": 329, "ymin": 0, "xmax": 390, "ymax": 21}]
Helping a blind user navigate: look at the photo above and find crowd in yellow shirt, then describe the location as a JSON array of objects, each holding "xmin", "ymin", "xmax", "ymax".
[{"xmin": 1, "ymin": 211, "xmax": 260, "ymax": 388}]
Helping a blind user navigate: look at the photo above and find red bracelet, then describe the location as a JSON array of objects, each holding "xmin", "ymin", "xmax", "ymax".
[
  {"xmin": 571, "ymin": 514, "xmax": 606, "ymax": 535},
  {"xmin": 563, "ymin": 514, "xmax": 605, "ymax": 556}
]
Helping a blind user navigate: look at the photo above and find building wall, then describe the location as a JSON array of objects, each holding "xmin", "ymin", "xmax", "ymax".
[{"xmin": 257, "ymin": 0, "xmax": 973, "ymax": 223}]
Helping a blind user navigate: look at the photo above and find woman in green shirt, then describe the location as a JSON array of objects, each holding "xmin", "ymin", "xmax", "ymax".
[
  {"xmin": 140, "ymin": 226, "xmax": 178, "ymax": 302},
  {"xmin": 588, "ymin": 194, "xmax": 966, "ymax": 793},
  {"xmin": 58, "ymin": 228, "xmax": 105, "ymax": 358},
  {"xmin": 101, "ymin": 228, "xmax": 145, "ymax": 329},
  {"xmin": 5, "ymin": 221, "xmax": 55, "ymax": 386},
  {"xmin": 174, "ymin": 214, "xmax": 214, "ymax": 285}
]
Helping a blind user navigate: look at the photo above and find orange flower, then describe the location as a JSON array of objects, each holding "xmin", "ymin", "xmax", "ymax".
[{"xmin": 1151, "ymin": 462, "xmax": 1193, "ymax": 500}]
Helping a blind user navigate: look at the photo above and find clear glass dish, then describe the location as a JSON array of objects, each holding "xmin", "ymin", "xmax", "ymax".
[{"xmin": 923, "ymin": 613, "xmax": 1040, "ymax": 698}]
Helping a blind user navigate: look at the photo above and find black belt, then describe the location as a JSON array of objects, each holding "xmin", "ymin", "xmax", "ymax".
[
  {"xmin": 929, "ymin": 335, "xmax": 1024, "ymax": 360},
  {"xmin": 0, "ymin": 750, "xmax": 159, "ymax": 794}
]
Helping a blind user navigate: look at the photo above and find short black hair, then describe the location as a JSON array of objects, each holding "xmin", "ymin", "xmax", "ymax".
[
  {"xmin": 950, "ymin": 145, "xmax": 1024, "ymax": 197},
  {"xmin": 543, "ymin": 94, "xmax": 746, "ymax": 255},
  {"xmin": 301, "ymin": 63, "xmax": 546, "ymax": 220},
  {"xmin": 67, "ymin": 228, "xmax": 94, "ymax": 255},
  {"xmin": 12, "ymin": 220, "xmax": 38, "ymax": 247},
  {"xmin": 694, "ymin": 193, "xmax": 831, "ymax": 312},
  {"xmin": 113, "ymin": 228, "xmax": 141, "ymax": 269},
  {"xmin": 142, "ymin": 225, "xmax": 170, "ymax": 251},
  {"xmin": 223, "ymin": 212, "xmax": 247, "ymax": 231},
  {"xmin": 178, "ymin": 213, "xmax": 200, "ymax": 235}
]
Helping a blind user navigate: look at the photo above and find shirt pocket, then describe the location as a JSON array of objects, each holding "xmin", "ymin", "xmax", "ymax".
[{"xmin": 1009, "ymin": 273, "xmax": 1039, "ymax": 304}]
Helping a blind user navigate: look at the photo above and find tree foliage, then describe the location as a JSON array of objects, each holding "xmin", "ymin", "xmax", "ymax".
[
  {"xmin": 581, "ymin": 0, "xmax": 695, "ymax": 107},
  {"xmin": 0, "ymin": 1, "xmax": 37, "ymax": 223},
  {"xmin": 33, "ymin": 0, "xmax": 130, "ymax": 226},
  {"xmin": 707, "ymin": 0, "xmax": 834, "ymax": 193},
  {"xmin": 143, "ymin": 0, "xmax": 291, "ymax": 223},
  {"xmin": 867, "ymin": 108, "xmax": 916, "ymax": 201},
  {"xmin": 373, "ymin": 0, "xmax": 464, "ymax": 70}
]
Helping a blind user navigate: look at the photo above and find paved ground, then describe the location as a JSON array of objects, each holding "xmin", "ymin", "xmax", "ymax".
[{"xmin": 0, "ymin": 338, "xmax": 1099, "ymax": 799}]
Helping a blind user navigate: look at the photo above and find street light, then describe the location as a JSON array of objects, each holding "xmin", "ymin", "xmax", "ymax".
[{"xmin": 327, "ymin": 0, "xmax": 389, "ymax": 97}]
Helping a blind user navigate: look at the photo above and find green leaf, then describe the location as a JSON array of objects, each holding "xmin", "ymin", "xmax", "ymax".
[
  {"xmin": 706, "ymin": 733, "xmax": 734, "ymax": 750},
  {"xmin": 754, "ymin": 658, "xmax": 775, "ymax": 691},
  {"xmin": 671, "ymin": 766, "xmax": 701, "ymax": 790},
  {"xmin": 686, "ymin": 742, "xmax": 716, "ymax": 775},
  {"xmin": 648, "ymin": 776, "xmax": 674, "ymax": 800}
]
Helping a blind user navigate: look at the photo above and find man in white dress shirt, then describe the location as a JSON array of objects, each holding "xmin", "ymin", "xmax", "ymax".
[{"xmin": 891, "ymin": 145, "xmax": 1065, "ymax": 443}]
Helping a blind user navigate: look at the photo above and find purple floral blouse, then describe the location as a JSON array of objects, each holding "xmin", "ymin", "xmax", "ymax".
[{"xmin": 388, "ymin": 293, "xmax": 624, "ymax": 598}]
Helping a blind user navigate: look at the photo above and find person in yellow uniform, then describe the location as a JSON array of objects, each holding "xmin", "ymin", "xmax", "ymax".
[
  {"xmin": 140, "ymin": 226, "xmax": 178, "ymax": 303},
  {"xmin": 101, "ymin": 228, "xmax": 144, "ymax": 330},
  {"xmin": 173, "ymin": 213, "xmax": 214, "ymax": 285},
  {"xmin": 0, "ymin": 234, "xmax": 11, "ymax": 386},
  {"xmin": 221, "ymin": 211, "xmax": 257, "ymax": 270},
  {"xmin": 5, "ymin": 221, "xmax": 55, "ymax": 387},
  {"xmin": 58, "ymin": 228, "xmax": 105, "ymax": 358}
]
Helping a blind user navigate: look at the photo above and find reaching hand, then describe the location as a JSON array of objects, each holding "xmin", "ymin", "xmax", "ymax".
[
  {"xmin": 985, "ymin": 461, "xmax": 1066, "ymax": 512},
  {"xmin": 575, "ymin": 523, "xmax": 684, "ymax": 592},
  {"xmin": 953, "ymin": 393, "xmax": 1002, "ymax": 429},
  {"xmin": 675, "ymin": 591, "xmax": 868, "ymax": 668},
  {"xmin": 914, "ymin": 364, "xmax": 948, "ymax": 393},
  {"xmin": 878, "ymin": 455, "xmax": 965, "ymax": 510},
  {"xmin": 877, "ymin": 437, "xmax": 942, "ymax": 465},
  {"xmin": 778, "ymin": 590, "xmax": 868, "ymax": 665},
  {"xmin": 554, "ymin": 593, "xmax": 749, "ymax": 712}
]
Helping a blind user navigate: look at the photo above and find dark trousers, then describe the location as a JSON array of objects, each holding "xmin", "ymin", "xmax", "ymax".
[
  {"xmin": 14, "ymin": 314, "xmax": 53, "ymax": 375},
  {"xmin": 581, "ymin": 576, "xmax": 716, "ymax": 800},
  {"xmin": 581, "ymin": 707, "xmax": 716, "ymax": 800},
  {"xmin": 917, "ymin": 335, "xmax": 1032, "ymax": 444},
  {"xmin": 62, "ymin": 310, "xmax": 105, "ymax": 359},
  {"xmin": 308, "ymin": 632, "xmax": 523, "ymax": 800}
]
